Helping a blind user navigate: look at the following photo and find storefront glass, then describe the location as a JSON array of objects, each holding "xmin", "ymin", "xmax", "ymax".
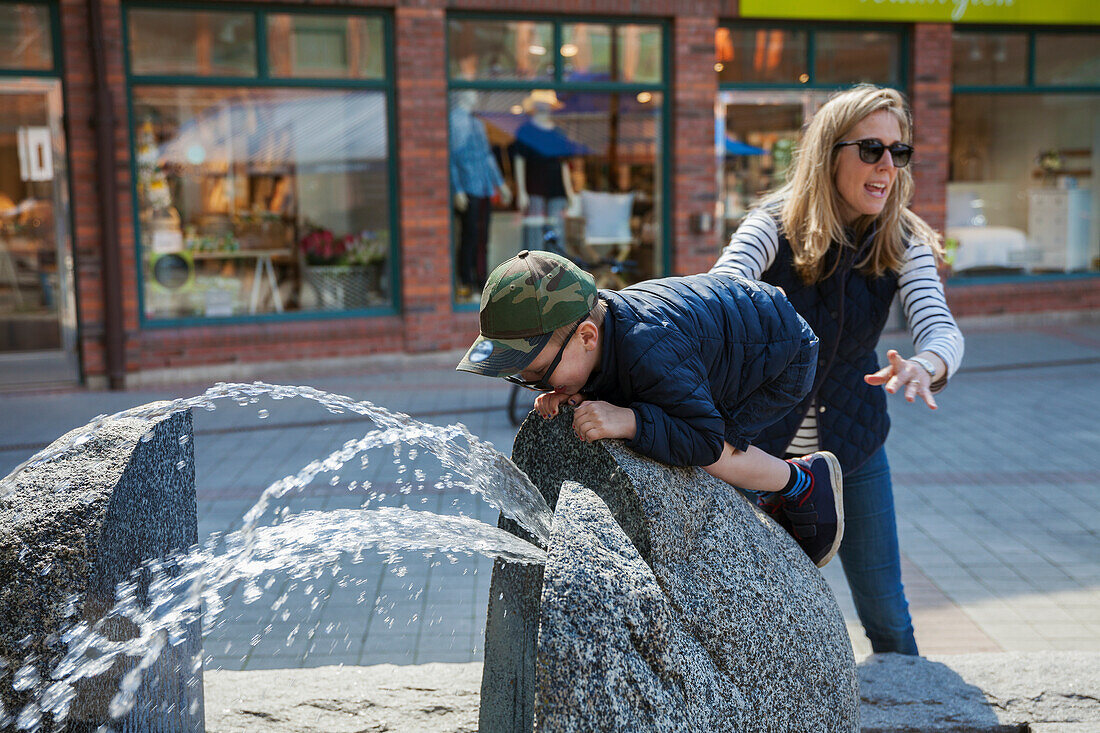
[
  {"xmin": 447, "ymin": 19, "xmax": 554, "ymax": 81},
  {"xmin": 447, "ymin": 17, "xmax": 666, "ymax": 303},
  {"xmin": 128, "ymin": 9, "xmax": 257, "ymax": 77},
  {"xmin": 949, "ymin": 93, "xmax": 1099, "ymax": 275},
  {"xmin": 952, "ymin": 32, "xmax": 1027, "ymax": 87},
  {"xmin": 0, "ymin": 2, "xmax": 78, "ymax": 385},
  {"xmin": 813, "ymin": 30, "xmax": 900, "ymax": 86},
  {"xmin": 715, "ymin": 24, "xmax": 905, "ymax": 242},
  {"xmin": 949, "ymin": 29, "xmax": 1098, "ymax": 278},
  {"xmin": 126, "ymin": 7, "xmax": 395, "ymax": 323},
  {"xmin": 0, "ymin": 3, "xmax": 52, "ymax": 71},
  {"xmin": 1034, "ymin": 33, "xmax": 1100, "ymax": 87},
  {"xmin": 715, "ymin": 27, "xmax": 807, "ymax": 85},
  {"xmin": 267, "ymin": 14, "xmax": 384, "ymax": 80}
]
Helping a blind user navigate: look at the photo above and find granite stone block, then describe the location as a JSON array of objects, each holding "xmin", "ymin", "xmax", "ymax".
[
  {"xmin": 0, "ymin": 407, "xmax": 204, "ymax": 731},
  {"xmin": 481, "ymin": 408, "xmax": 859, "ymax": 732}
]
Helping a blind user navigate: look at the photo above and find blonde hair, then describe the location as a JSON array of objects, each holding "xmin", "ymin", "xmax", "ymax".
[{"xmin": 759, "ymin": 84, "xmax": 944, "ymax": 284}]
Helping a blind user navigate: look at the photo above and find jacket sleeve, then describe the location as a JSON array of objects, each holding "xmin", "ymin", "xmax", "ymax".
[{"xmin": 621, "ymin": 330, "xmax": 726, "ymax": 467}]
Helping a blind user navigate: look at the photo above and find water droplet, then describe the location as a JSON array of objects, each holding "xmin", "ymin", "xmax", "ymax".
[
  {"xmin": 12, "ymin": 664, "xmax": 39, "ymax": 691},
  {"xmin": 176, "ymin": 460, "xmax": 187, "ymax": 471},
  {"xmin": 329, "ymin": 475, "xmax": 340, "ymax": 487},
  {"xmin": 178, "ymin": 435, "xmax": 189, "ymax": 445},
  {"xmin": 257, "ymin": 409, "xmax": 269, "ymax": 419}
]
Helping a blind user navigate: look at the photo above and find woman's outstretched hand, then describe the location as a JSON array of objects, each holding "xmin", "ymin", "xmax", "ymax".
[{"xmin": 864, "ymin": 349, "xmax": 937, "ymax": 410}]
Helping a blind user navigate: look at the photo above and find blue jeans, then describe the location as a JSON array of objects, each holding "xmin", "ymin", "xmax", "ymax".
[{"xmin": 837, "ymin": 446, "xmax": 919, "ymax": 655}]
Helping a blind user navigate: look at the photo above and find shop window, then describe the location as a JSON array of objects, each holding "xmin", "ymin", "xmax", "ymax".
[
  {"xmin": 948, "ymin": 94, "xmax": 1098, "ymax": 276},
  {"xmin": 128, "ymin": 9, "xmax": 257, "ymax": 77},
  {"xmin": 715, "ymin": 28, "xmax": 807, "ymax": 85},
  {"xmin": 952, "ymin": 32, "xmax": 1027, "ymax": 87},
  {"xmin": 0, "ymin": 3, "xmax": 52, "ymax": 71},
  {"xmin": 448, "ymin": 89, "xmax": 663, "ymax": 299},
  {"xmin": 716, "ymin": 25, "xmax": 903, "ymax": 88},
  {"xmin": 562, "ymin": 24, "xmax": 613, "ymax": 82},
  {"xmin": 133, "ymin": 87, "xmax": 392, "ymax": 320},
  {"xmin": 561, "ymin": 24, "xmax": 662, "ymax": 84},
  {"xmin": 448, "ymin": 19, "xmax": 554, "ymax": 81},
  {"xmin": 267, "ymin": 14, "xmax": 384, "ymax": 80},
  {"xmin": 127, "ymin": 7, "xmax": 395, "ymax": 322},
  {"xmin": 1034, "ymin": 33, "xmax": 1100, "ymax": 87},
  {"xmin": 447, "ymin": 17, "xmax": 666, "ymax": 303},
  {"xmin": 813, "ymin": 31, "xmax": 900, "ymax": 87}
]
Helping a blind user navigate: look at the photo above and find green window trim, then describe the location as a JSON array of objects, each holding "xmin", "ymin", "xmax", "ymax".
[
  {"xmin": 716, "ymin": 20, "xmax": 910, "ymax": 93},
  {"xmin": 122, "ymin": 2, "xmax": 401, "ymax": 329},
  {"xmin": 0, "ymin": 0, "xmax": 61, "ymax": 77},
  {"xmin": 446, "ymin": 13, "xmax": 672, "ymax": 311},
  {"xmin": 951, "ymin": 25, "xmax": 1100, "ymax": 95}
]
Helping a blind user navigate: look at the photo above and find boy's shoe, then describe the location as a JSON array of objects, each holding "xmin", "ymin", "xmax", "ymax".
[{"xmin": 760, "ymin": 452, "xmax": 844, "ymax": 568}]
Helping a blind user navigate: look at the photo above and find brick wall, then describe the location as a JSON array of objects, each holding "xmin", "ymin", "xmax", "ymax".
[
  {"xmin": 672, "ymin": 13, "xmax": 721, "ymax": 276},
  {"xmin": 909, "ymin": 23, "xmax": 952, "ymax": 235},
  {"xmin": 946, "ymin": 278, "xmax": 1100, "ymax": 319}
]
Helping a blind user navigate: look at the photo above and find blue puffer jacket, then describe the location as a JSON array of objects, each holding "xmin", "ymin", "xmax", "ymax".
[{"xmin": 582, "ymin": 273, "xmax": 819, "ymax": 467}]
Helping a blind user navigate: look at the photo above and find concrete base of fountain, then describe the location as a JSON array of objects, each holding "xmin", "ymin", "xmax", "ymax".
[{"xmin": 200, "ymin": 652, "xmax": 1100, "ymax": 732}]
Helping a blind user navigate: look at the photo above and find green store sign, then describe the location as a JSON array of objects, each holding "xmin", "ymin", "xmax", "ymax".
[{"xmin": 739, "ymin": 0, "xmax": 1099, "ymax": 24}]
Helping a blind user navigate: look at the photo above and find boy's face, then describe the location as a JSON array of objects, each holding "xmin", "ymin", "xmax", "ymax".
[{"xmin": 515, "ymin": 320, "xmax": 600, "ymax": 395}]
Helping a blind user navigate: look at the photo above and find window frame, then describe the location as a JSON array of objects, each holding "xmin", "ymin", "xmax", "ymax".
[
  {"xmin": 716, "ymin": 19, "xmax": 910, "ymax": 92},
  {"xmin": 0, "ymin": 0, "xmax": 61, "ymax": 77},
  {"xmin": 445, "ymin": 11, "xmax": 672, "ymax": 311},
  {"xmin": 948, "ymin": 25, "xmax": 1100, "ymax": 286},
  {"xmin": 952, "ymin": 25, "xmax": 1100, "ymax": 95},
  {"xmin": 123, "ymin": 2, "xmax": 400, "ymax": 328}
]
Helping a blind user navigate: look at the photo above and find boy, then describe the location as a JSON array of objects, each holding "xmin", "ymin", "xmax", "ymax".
[{"xmin": 457, "ymin": 250, "xmax": 843, "ymax": 567}]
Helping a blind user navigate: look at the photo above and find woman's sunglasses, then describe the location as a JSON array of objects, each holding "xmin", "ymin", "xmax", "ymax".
[{"xmin": 834, "ymin": 139, "xmax": 913, "ymax": 168}]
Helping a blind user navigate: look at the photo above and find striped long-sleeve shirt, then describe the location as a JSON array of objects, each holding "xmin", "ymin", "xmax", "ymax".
[{"xmin": 711, "ymin": 209, "xmax": 965, "ymax": 455}]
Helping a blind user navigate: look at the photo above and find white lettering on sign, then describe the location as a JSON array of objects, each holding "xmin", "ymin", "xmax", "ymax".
[{"xmin": 861, "ymin": 0, "xmax": 1017, "ymax": 22}]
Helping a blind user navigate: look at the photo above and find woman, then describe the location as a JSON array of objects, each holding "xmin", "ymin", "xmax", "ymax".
[{"xmin": 712, "ymin": 84, "xmax": 964, "ymax": 655}]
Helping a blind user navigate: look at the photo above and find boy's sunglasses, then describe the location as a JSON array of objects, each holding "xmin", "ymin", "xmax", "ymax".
[
  {"xmin": 834, "ymin": 139, "xmax": 913, "ymax": 168},
  {"xmin": 504, "ymin": 319, "xmax": 582, "ymax": 392}
]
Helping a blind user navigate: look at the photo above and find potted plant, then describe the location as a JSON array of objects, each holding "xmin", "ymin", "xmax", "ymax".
[{"xmin": 299, "ymin": 226, "xmax": 387, "ymax": 309}]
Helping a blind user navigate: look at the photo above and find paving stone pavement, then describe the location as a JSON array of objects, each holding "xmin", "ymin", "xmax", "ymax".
[{"xmin": 0, "ymin": 315, "xmax": 1097, "ymax": 671}]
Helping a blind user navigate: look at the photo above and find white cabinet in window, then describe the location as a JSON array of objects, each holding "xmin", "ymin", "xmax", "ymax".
[{"xmin": 1028, "ymin": 187, "xmax": 1093, "ymax": 271}]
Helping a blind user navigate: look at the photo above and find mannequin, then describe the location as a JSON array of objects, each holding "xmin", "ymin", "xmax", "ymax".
[
  {"xmin": 449, "ymin": 89, "xmax": 512, "ymax": 296},
  {"xmin": 512, "ymin": 90, "xmax": 578, "ymax": 255}
]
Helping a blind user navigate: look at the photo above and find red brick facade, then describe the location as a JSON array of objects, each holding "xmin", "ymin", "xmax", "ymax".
[{"xmin": 50, "ymin": 2, "xmax": 1095, "ymax": 384}]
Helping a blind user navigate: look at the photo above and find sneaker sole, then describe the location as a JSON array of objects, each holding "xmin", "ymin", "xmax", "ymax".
[{"xmin": 814, "ymin": 451, "xmax": 844, "ymax": 569}]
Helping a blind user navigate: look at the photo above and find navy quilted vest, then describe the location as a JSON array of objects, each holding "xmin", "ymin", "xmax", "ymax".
[{"xmin": 754, "ymin": 224, "xmax": 899, "ymax": 472}]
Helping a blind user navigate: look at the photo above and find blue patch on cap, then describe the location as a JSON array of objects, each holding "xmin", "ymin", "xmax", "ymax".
[{"xmin": 469, "ymin": 341, "xmax": 494, "ymax": 363}]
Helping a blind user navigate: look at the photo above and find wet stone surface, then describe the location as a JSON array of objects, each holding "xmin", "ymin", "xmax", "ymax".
[
  {"xmin": 506, "ymin": 408, "xmax": 860, "ymax": 731},
  {"xmin": 0, "ymin": 407, "xmax": 201, "ymax": 729}
]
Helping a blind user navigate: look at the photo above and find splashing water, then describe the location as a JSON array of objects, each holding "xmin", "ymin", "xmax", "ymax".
[
  {"xmin": 0, "ymin": 382, "xmax": 551, "ymax": 730},
  {"xmin": 2, "ymin": 382, "xmax": 551, "ymax": 542}
]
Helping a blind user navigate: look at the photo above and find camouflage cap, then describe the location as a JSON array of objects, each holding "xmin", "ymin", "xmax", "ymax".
[{"xmin": 456, "ymin": 250, "xmax": 597, "ymax": 378}]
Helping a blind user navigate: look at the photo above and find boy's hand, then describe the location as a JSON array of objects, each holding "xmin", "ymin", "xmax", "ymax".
[
  {"xmin": 573, "ymin": 401, "xmax": 637, "ymax": 442},
  {"xmin": 534, "ymin": 391, "xmax": 584, "ymax": 419}
]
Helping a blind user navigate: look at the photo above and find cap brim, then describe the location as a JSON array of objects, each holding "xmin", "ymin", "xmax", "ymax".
[{"xmin": 456, "ymin": 332, "xmax": 555, "ymax": 378}]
